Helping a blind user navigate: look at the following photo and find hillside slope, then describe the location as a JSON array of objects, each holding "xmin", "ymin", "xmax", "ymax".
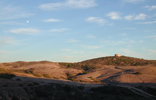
[
  {"xmin": 1, "ymin": 57, "xmax": 156, "ymax": 99},
  {"xmin": 1, "ymin": 76, "xmax": 156, "ymax": 100},
  {"xmin": 79, "ymin": 56, "xmax": 156, "ymax": 66},
  {"xmin": 0, "ymin": 61, "xmax": 82, "ymax": 80},
  {"xmin": 0, "ymin": 56, "xmax": 156, "ymax": 84}
]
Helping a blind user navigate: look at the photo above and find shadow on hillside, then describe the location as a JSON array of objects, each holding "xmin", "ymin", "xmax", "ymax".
[
  {"xmin": 1, "ymin": 75, "xmax": 156, "ymax": 100},
  {"xmin": 5, "ymin": 75, "xmax": 156, "ymax": 87},
  {"xmin": 0, "ymin": 73, "xmax": 16, "ymax": 79}
]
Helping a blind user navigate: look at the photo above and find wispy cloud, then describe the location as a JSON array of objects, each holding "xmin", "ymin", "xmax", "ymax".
[
  {"xmin": 0, "ymin": 21, "xmax": 24, "ymax": 25},
  {"xmin": 86, "ymin": 17, "xmax": 105, "ymax": 25},
  {"xmin": 107, "ymin": 12, "xmax": 121, "ymax": 20},
  {"xmin": 124, "ymin": 13, "xmax": 147, "ymax": 20},
  {"xmin": 134, "ymin": 13, "xmax": 147, "ymax": 20},
  {"xmin": 107, "ymin": 23, "xmax": 114, "ymax": 26},
  {"xmin": 10, "ymin": 28, "xmax": 40, "ymax": 35},
  {"xmin": 87, "ymin": 34, "xmax": 96, "ymax": 39},
  {"xmin": 102, "ymin": 39, "xmax": 142, "ymax": 46},
  {"xmin": 119, "ymin": 48, "xmax": 140, "ymax": 57},
  {"xmin": 68, "ymin": 39, "xmax": 78, "ymax": 43},
  {"xmin": 0, "ymin": 4, "xmax": 33, "ymax": 20},
  {"xmin": 85, "ymin": 46, "xmax": 101, "ymax": 49},
  {"xmin": 148, "ymin": 49, "xmax": 156, "ymax": 53},
  {"xmin": 123, "ymin": 0, "xmax": 145, "ymax": 3},
  {"xmin": 145, "ymin": 5, "xmax": 156, "ymax": 10},
  {"xmin": 0, "ymin": 37, "xmax": 16, "ymax": 46},
  {"xmin": 43, "ymin": 18, "xmax": 62, "ymax": 22},
  {"xmin": 71, "ymin": 51, "xmax": 85, "ymax": 54},
  {"xmin": 0, "ymin": 50, "xmax": 9, "ymax": 54},
  {"xmin": 50, "ymin": 28, "xmax": 70, "ymax": 32},
  {"xmin": 147, "ymin": 35, "xmax": 156, "ymax": 40},
  {"xmin": 120, "ymin": 33, "xmax": 128, "ymax": 36},
  {"xmin": 139, "ymin": 21, "xmax": 156, "ymax": 24},
  {"xmin": 38, "ymin": 0, "xmax": 97, "ymax": 10},
  {"xmin": 62, "ymin": 49, "xmax": 72, "ymax": 52},
  {"xmin": 124, "ymin": 15, "xmax": 134, "ymax": 20},
  {"xmin": 124, "ymin": 27, "xmax": 136, "ymax": 30}
]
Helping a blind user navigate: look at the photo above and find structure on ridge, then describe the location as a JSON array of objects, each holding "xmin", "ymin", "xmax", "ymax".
[{"xmin": 115, "ymin": 54, "xmax": 121, "ymax": 57}]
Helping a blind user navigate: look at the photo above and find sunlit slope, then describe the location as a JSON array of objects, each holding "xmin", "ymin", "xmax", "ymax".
[
  {"xmin": 0, "ymin": 61, "xmax": 82, "ymax": 79},
  {"xmin": 0, "ymin": 56, "xmax": 156, "ymax": 84},
  {"xmin": 79, "ymin": 56, "xmax": 156, "ymax": 66}
]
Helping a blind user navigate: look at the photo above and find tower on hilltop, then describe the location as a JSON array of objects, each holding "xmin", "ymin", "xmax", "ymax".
[{"xmin": 115, "ymin": 54, "xmax": 121, "ymax": 57}]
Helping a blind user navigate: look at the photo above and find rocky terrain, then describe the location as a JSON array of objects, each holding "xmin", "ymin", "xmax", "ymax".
[{"xmin": 0, "ymin": 56, "xmax": 156, "ymax": 100}]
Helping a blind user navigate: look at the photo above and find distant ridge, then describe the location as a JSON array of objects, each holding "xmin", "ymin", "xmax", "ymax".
[
  {"xmin": 79, "ymin": 56, "xmax": 156, "ymax": 66},
  {"xmin": 1, "ymin": 56, "xmax": 156, "ymax": 67}
]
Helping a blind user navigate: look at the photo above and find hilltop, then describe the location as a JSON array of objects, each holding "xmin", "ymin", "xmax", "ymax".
[
  {"xmin": 0, "ymin": 56, "xmax": 156, "ymax": 83},
  {"xmin": 59, "ymin": 56, "xmax": 156, "ymax": 73},
  {"xmin": 79, "ymin": 56, "xmax": 156, "ymax": 66}
]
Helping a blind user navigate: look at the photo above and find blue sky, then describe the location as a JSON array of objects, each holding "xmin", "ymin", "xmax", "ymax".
[{"xmin": 0, "ymin": 0, "xmax": 156, "ymax": 62}]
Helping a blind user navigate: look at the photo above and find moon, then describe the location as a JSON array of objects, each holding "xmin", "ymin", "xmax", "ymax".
[{"xmin": 26, "ymin": 20, "xmax": 29, "ymax": 23}]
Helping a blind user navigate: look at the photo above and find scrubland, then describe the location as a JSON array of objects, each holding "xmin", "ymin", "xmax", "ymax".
[{"xmin": 0, "ymin": 56, "xmax": 156, "ymax": 100}]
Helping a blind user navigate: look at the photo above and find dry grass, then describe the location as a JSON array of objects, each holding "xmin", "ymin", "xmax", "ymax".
[{"xmin": 0, "ymin": 57, "xmax": 156, "ymax": 84}]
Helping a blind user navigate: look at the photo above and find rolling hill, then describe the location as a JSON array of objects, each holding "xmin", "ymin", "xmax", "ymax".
[{"xmin": 0, "ymin": 56, "xmax": 156, "ymax": 99}]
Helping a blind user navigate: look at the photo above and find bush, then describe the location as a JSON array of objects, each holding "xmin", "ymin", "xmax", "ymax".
[
  {"xmin": 24, "ymin": 68, "xmax": 35, "ymax": 74},
  {"xmin": 59, "ymin": 63, "xmax": 77, "ymax": 68},
  {"xmin": 88, "ymin": 76, "xmax": 101, "ymax": 83},
  {"xmin": 43, "ymin": 74, "xmax": 52, "ymax": 78},
  {"xmin": 53, "ymin": 77, "xmax": 59, "ymax": 79},
  {"xmin": 134, "ymin": 72, "xmax": 142, "ymax": 75},
  {"xmin": 33, "ymin": 73, "xmax": 42, "ymax": 77},
  {"xmin": 67, "ymin": 77, "xmax": 77, "ymax": 81}
]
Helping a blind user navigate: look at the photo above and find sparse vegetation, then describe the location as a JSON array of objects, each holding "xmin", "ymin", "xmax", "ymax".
[
  {"xmin": 0, "ymin": 67, "xmax": 12, "ymax": 74},
  {"xmin": 67, "ymin": 76, "xmax": 77, "ymax": 81},
  {"xmin": 33, "ymin": 73, "xmax": 42, "ymax": 77},
  {"xmin": 79, "ymin": 56, "xmax": 156, "ymax": 66},
  {"xmin": 59, "ymin": 62, "xmax": 77, "ymax": 68},
  {"xmin": 88, "ymin": 76, "xmax": 101, "ymax": 83},
  {"xmin": 43, "ymin": 74, "xmax": 52, "ymax": 78},
  {"xmin": 134, "ymin": 72, "xmax": 142, "ymax": 75},
  {"xmin": 0, "ymin": 57, "xmax": 156, "ymax": 100},
  {"xmin": 53, "ymin": 77, "xmax": 59, "ymax": 79}
]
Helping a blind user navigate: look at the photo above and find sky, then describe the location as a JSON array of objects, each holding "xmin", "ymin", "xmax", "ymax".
[{"xmin": 0, "ymin": 0, "xmax": 156, "ymax": 63}]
